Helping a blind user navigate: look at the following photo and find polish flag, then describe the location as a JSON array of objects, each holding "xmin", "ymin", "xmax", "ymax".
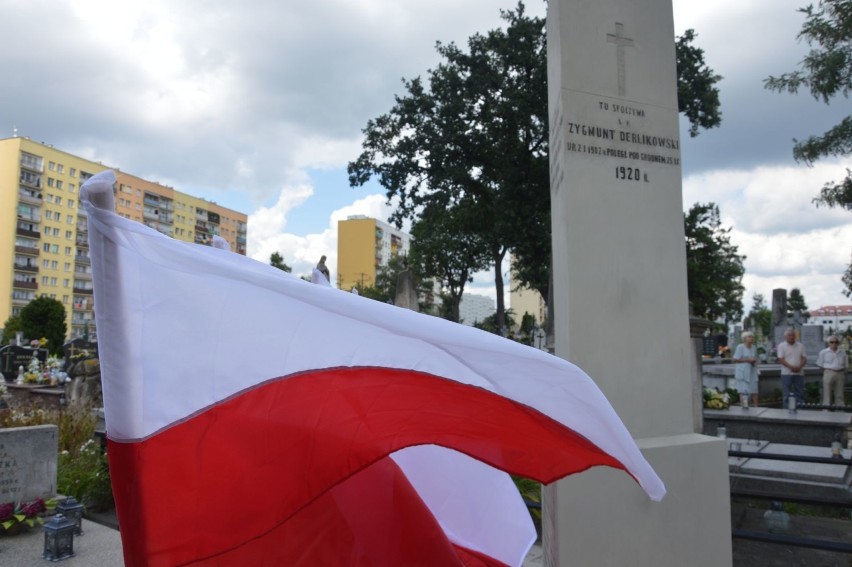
[{"xmin": 82, "ymin": 170, "xmax": 664, "ymax": 566}]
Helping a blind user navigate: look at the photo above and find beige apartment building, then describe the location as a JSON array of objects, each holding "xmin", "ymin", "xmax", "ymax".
[{"xmin": 1, "ymin": 136, "xmax": 247, "ymax": 341}]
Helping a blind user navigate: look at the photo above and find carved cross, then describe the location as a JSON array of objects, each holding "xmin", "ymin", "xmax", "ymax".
[{"xmin": 606, "ymin": 22, "xmax": 634, "ymax": 97}]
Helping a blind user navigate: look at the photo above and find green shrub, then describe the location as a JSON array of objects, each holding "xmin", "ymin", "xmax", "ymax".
[{"xmin": 58, "ymin": 438, "xmax": 113, "ymax": 512}]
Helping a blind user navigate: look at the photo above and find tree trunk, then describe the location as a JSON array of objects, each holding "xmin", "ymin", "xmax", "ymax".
[{"xmin": 493, "ymin": 248, "xmax": 506, "ymax": 335}]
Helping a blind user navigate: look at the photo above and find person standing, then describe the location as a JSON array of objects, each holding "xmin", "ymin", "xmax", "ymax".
[
  {"xmin": 816, "ymin": 335, "xmax": 848, "ymax": 408},
  {"xmin": 777, "ymin": 327, "xmax": 807, "ymax": 407},
  {"xmin": 732, "ymin": 331, "xmax": 759, "ymax": 407}
]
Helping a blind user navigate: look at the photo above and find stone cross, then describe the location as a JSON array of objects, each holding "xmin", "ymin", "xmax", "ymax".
[{"xmin": 606, "ymin": 22, "xmax": 634, "ymax": 96}]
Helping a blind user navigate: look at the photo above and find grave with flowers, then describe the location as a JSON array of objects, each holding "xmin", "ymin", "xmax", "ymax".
[{"xmin": 0, "ymin": 424, "xmax": 58, "ymax": 536}]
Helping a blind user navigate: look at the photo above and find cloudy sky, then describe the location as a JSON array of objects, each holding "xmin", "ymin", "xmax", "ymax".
[{"xmin": 1, "ymin": 0, "xmax": 849, "ymax": 316}]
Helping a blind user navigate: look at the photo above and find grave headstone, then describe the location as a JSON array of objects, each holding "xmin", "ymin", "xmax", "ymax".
[
  {"xmin": 62, "ymin": 339, "xmax": 98, "ymax": 372},
  {"xmin": 800, "ymin": 325, "xmax": 824, "ymax": 362},
  {"xmin": 0, "ymin": 425, "xmax": 58, "ymax": 503},
  {"xmin": 0, "ymin": 345, "xmax": 48, "ymax": 382},
  {"xmin": 701, "ymin": 336, "xmax": 717, "ymax": 357},
  {"xmin": 546, "ymin": 0, "xmax": 731, "ymax": 564},
  {"xmin": 771, "ymin": 289, "xmax": 787, "ymax": 329}
]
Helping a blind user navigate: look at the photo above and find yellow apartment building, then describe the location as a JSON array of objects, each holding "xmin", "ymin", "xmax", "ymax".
[
  {"xmin": 1, "ymin": 136, "xmax": 247, "ymax": 341},
  {"xmin": 337, "ymin": 215, "xmax": 410, "ymax": 291}
]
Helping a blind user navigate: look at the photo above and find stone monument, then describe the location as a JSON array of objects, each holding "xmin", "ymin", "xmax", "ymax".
[
  {"xmin": 394, "ymin": 261, "xmax": 420, "ymax": 312},
  {"xmin": 545, "ymin": 0, "xmax": 731, "ymax": 564}
]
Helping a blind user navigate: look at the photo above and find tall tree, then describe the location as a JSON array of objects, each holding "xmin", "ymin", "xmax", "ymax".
[
  {"xmin": 787, "ymin": 287, "xmax": 810, "ymax": 321},
  {"xmin": 349, "ymin": 3, "xmax": 723, "ymax": 327},
  {"xmin": 765, "ymin": 0, "xmax": 852, "ymax": 211},
  {"xmin": 19, "ymin": 296, "xmax": 66, "ymax": 355},
  {"xmin": 843, "ymin": 251, "xmax": 852, "ymax": 298},
  {"xmin": 684, "ymin": 203, "xmax": 746, "ymax": 322},
  {"xmin": 408, "ymin": 202, "xmax": 492, "ymax": 322},
  {"xmin": 676, "ymin": 29, "xmax": 723, "ymax": 137},
  {"xmin": 745, "ymin": 293, "xmax": 773, "ymax": 340},
  {"xmin": 269, "ymin": 252, "xmax": 292, "ymax": 273}
]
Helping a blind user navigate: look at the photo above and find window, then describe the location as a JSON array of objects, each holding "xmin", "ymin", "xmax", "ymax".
[
  {"xmin": 55, "ymin": 197, "xmax": 62, "ymax": 205},
  {"xmin": 41, "ymin": 276, "xmax": 49, "ymax": 285},
  {"xmin": 50, "ymin": 277, "xmax": 57, "ymax": 286},
  {"xmin": 43, "ymin": 243, "xmax": 51, "ymax": 252},
  {"xmin": 51, "ymin": 260, "xmax": 58, "ymax": 269},
  {"xmin": 68, "ymin": 199, "xmax": 75, "ymax": 209},
  {"xmin": 46, "ymin": 194, "xmax": 54, "ymax": 203},
  {"xmin": 51, "ymin": 244, "xmax": 59, "ymax": 253},
  {"xmin": 67, "ymin": 215, "xmax": 74, "ymax": 224},
  {"xmin": 66, "ymin": 230, "xmax": 72, "ymax": 240},
  {"xmin": 47, "ymin": 178, "xmax": 54, "ymax": 187},
  {"xmin": 49, "ymin": 161, "xmax": 55, "ymax": 171},
  {"xmin": 63, "ymin": 279, "xmax": 70, "ymax": 288},
  {"xmin": 69, "ymin": 168, "xmax": 76, "ymax": 177},
  {"xmin": 64, "ymin": 246, "xmax": 71, "ymax": 255},
  {"xmin": 42, "ymin": 259, "xmax": 50, "ymax": 268},
  {"xmin": 57, "ymin": 164, "xmax": 64, "ymax": 174},
  {"xmin": 64, "ymin": 262, "xmax": 71, "ymax": 272},
  {"xmin": 62, "ymin": 295, "xmax": 69, "ymax": 304},
  {"xmin": 56, "ymin": 180, "xmax": 63, "ymax": 189},
  {"xmin": 45, "ymin": 211, "xmax": 52, "ymax": 221}
]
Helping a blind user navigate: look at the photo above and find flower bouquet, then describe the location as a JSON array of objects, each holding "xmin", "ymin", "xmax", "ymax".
[
  {"xmin": 0, "ymin": 498, "xmax": 48, "ymax": 535},
  {"xmin": 703, "ymin": 387, "xmax": 730, "ymax": 410}
]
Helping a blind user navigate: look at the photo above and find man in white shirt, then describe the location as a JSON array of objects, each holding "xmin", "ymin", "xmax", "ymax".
[
  {"xmin": 777, "ymin": 327, "xmax": 807, "ymax": 406},
  {"xmin": 816, "ymin": 335, "xmax": 848, "ymax": 407}
]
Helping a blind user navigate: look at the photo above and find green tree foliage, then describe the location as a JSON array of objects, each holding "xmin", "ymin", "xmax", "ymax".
[
  {"xmin": 474, "ymin": 309, "xmax": 517, "ymax": 335},
  {"xmin": 349, "ymin": 2, "xmax": 723, "ymax": 326},
  {"xmin": 353, "ymin": 255, "xmax": 436, "ymax": 311},
  {"xmin": 676, "ymin": 29, "xmax": 723, "ymax": 137},
  {"xmin": 843, "ymin": 251, "xmax": 852, "ymax": 298},
  {"xmin": 787, "ymin": 287, "xmax": 810, "ymax": 321},
  {"xmin": 745, "ymin": 293, "xmax": 773, "ymax": 339},
  {"xmin": 269, "ymin": 252, "xmax": 292, "ymax": 273},
  {"xmin": 408, "ymin": 203, "xmax": 491, "ymax": 322},
  {"xmin": 684, "ymin": 203, "xmax": 746, "ymax": 322},
  {"xmin": 19, "ymin": 296, "xmax": 67, "ymax": 355},
  {"xmin": 765, "ymin": 0, "xmax": 852, "ymax": 210},
  {"xmin": 1, "ymin": 315, "xmax": 23, "ymax": 346}
]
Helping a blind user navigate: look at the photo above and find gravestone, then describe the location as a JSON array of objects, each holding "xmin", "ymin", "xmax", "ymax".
[
  {"xmin": 545, "ymin": 0, "xmax": 731, "ymax": 565},
  {"xmin": 394, "ymin": 264, "xmax": 420, "ymax": 312},
  {"xmin": 701, "ymin": 336, "xmax": 716, "ymax": 357},
  {"xmin": 0, "ymin": 425, "xmax": 58, "ymax": 502},
  {"xmin": 771, "ymin": 288, "xmax": 787, "ymax": 329},
  {"xmin": 800, "ymin": 324, "xmax": 824, "ymax": 362},
  {"xmin": 0, "ymin": 346, "xmax": 48, "ymax": 382},
  {"xmin": 62, "ymin": 338, "xmax": 98, "ymax": 372}
]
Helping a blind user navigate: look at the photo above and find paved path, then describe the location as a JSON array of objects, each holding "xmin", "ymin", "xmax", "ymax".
[{"xmin": 0, "ymin": 518, "xmax": 124, "ymax": 566}]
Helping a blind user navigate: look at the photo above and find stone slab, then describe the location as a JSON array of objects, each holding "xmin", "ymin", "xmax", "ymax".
[
  {"xmin": 0, "ymin": 425, "xmax": 57, "ymax": 503},
  {"xmin": 737, "ymin": 443, "xmax": 851, "ymax": 483}
]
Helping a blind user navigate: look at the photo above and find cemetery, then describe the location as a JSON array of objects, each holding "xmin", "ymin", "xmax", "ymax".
[{"xmin": 1, "ymin": 0, "xmax": 850, "ymax": 564}]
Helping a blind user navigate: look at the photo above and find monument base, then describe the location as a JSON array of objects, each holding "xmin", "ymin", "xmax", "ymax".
[{"xmin": 544, "ymin": 433, "xmax": 731, "ymax": 567}]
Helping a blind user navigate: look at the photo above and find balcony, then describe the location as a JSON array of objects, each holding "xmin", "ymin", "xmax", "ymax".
[
  {"xmin": 75, "ymin": 255, "xmax": 90, "ymax": 265},
  {"xmin": 13, "ymin": 280, "xmax": 38, "ymax": 290},
  {"xmin": 195, "ymin": 224, "xmax": 209, "ymax": 233},
  {"xmin": 19, "ymin": 175, "xmax": 41, "ymax": 189},
  {"xmin": 16, "ymin": 226, "xmax": 40, "ymax": 239},
  {"xmin": 14, "ymin": 245, "xmax": 39, "ymax": 256},
  {"xmin": 18, "ymin": 190, "xmax": 42, "ymax": 205},
  {"xmin": 75, "ymin": 235, "xmax": 89, "ymax": 247},
  {"xmin": 143, "ymin": 210, "xmax": 159, "ymax": 221},
  {"xmin": 12, "ymin": 296, "xmax": 33, "ymax": 306},
  {"xmin": 20, "ymin": 158, "xmax": 43, "ymax": 173},
  {"xmin": 143, "ymin": 196, "xmax": 160, "ymax": 207},
  {"xmin": 73, "ymin": 287, "xmax": 93, "ymax": 295},
  {"xmin": 14, "ymin": 264, "xmax": 38, "ymax": 273},
  {"xmin": 74, "ymin": 271, "xmax": 92, "ymax": 280}
]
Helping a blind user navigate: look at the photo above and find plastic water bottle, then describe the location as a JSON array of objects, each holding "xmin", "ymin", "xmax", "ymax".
[
  {"xmin": 717, "ymin": 422, "xmax": 726, "ymax": 439},
  {"xmin": 787, "ymin": 395, "xmax": 797, "ymax": 414}
]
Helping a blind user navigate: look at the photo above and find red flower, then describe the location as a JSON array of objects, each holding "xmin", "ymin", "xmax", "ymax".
[{"xmin": 0, "ymin": 503, "xmax": 14, "ymax": 522}]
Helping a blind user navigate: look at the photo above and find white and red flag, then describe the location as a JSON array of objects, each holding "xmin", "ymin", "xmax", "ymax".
[{"xmin": 82, "ymin": 170, "xmax": 664, "ymax": 566}]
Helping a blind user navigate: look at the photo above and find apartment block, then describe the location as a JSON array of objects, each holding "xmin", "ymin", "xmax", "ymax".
[
  {"xmin": 337, "ymin": 215, "xmax": 410, "ymax": 290},
  {"xmin": 1, "ymin": 136, "xmax": 247, "ymax": 341}
]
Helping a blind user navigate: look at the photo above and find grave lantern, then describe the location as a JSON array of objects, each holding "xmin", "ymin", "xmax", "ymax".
[
  {"xmin": 43, "ymin": 513, "xmax": 75, "ymax": 561},
  {"xmin": 57, "ymin": 496, "xmax": 84, "ymax": 535}
]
